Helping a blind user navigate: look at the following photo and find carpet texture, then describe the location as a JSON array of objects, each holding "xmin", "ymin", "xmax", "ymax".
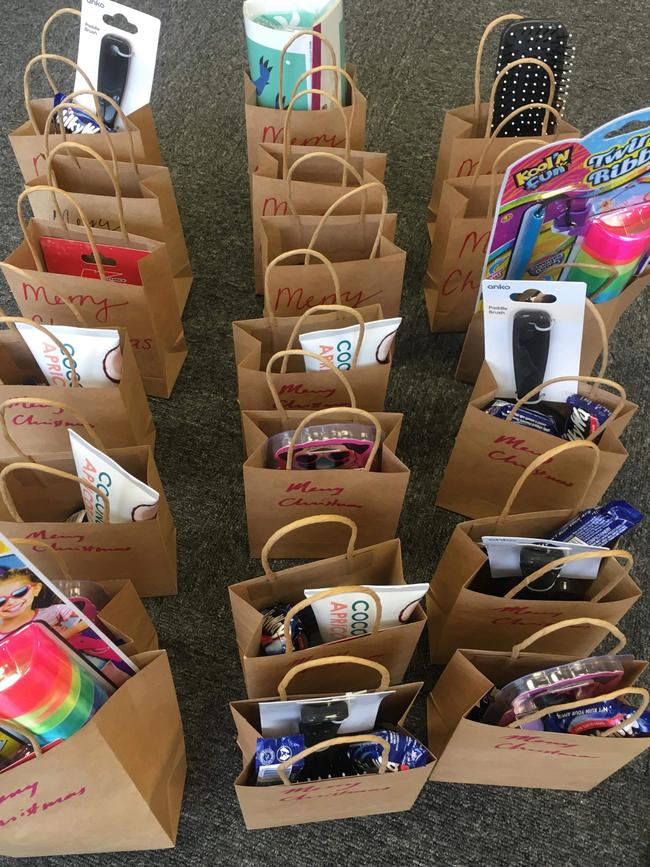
[{"xmin": 0, "ymin": 0, "xmax": 649, "ymax": 864}]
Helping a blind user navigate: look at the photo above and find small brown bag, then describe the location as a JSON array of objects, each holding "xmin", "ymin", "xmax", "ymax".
[
  {"xmin": 429, "ymin": 14, "xmax": 580, "ymax": 215},
  {"xmin": 10, "ymin": 52, "xmax": 163, "ymax": 183},
  {"xmin": 0, "ymin": 308, "xmax": 154, "ymax": 457},
  {"xmin": 29, "ymin": 102, "xmax": 191, "ymax": 309},
  {"xmin": 229, "ymin": 514, "xmax": 426, "ymax": 698},
  {"xmin": 427, "ymin": 620, "xmax": 650, "ymax": 791},
  {"xmin": 235, "ymin": 257, "xmax": 393, "ymax": 411},
  {"xmin": 428, "ymin": 441, "xmax": 642, "ymax": 663},
  {"xmin": 262, "ymin": 182, "xmax": 406, "ymax": 317},
  {"xmin": 2, "ymin": 186, "xmax": 187, "ymax": 398},
  {"xmin": 436, "ymin": 366, "xmax": 637, "ymax": 518},
  {"xmin": 242, "ymin": 403, "xmax": 410, "ymax": 558},
  {"xmin": 425, "ymin": 139, "xmax": 541, "ymax": 332},
  {"xmin": 0, "ymin": 650, "xmax": 186, "ymax": 856},
  {"xmin": 251, "ymin": 144, "xmax": 386, "ymax": 293},
  {"xmin": 244, "ymin": 39, "xmax": 367, "ymax": 170},
  {"xmin": 0, "ymin": 444, "xmax": 177, "ymax": 597},
  {"xmin": 231, "ymin": 659, "xmax": 433, "ymax": 829}
]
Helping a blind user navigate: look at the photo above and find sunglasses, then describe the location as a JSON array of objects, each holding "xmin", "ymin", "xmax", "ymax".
[{"xmin": 0, "ymin": 585, "xmax": 31, "ymax": 607}]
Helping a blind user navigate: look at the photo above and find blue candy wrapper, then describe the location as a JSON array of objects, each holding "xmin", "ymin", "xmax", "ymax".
[
  {"xmin": 53, "ymin": 93, "xmax": 104, "ymax": 135},
  {"xmin": 260, "ymin": 602, "xmax": 309, "ymax": 655},
  {"xmin": 347, "ymin": 729, "xmax": 429, "ymax": 773},
  {"xmin": 485, "ymin": 400, "xmax": 560, "ymax": 435},
  {"xmin": 538, "ymin": 699, "xmax": 650, "ymax": 737},
  {"xmin": 255, "ymin": 735, "xmax": 305, "ymax": 785},
  {"xmin": 563, "ymin": 394, "xmax": 611, "ymax": 441},
  {"xmin": 550, "ymin": 500, "xmax": 643, "ymax": 547}
]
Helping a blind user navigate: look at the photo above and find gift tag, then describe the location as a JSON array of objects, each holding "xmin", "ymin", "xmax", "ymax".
[{"xmin": 39, "ymin": 236, "xmax": 149, "ymax": 285}]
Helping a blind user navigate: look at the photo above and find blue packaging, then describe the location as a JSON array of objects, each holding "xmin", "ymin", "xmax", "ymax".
[
  {"xmin": 540, "ymin": 699, "xmax": 650, "ymax": 737},
  {"xmin": 255, "ymin": 735, "xmax": 305, "ymax": 785},
  {"xmin": 563, "ymin": 394, "xmax": 611, "ymax": 441},
  {"xmin": 485, "ymin": 400, "xmax": 560, "ymax": 435},
  {"xmin": 347, "ymin": 729, "xmax": 429, "ymax": 773},
  {"xmin": 52, "ymin": 93, "xmax": 103, "ymax": 135},
  {"xmin": 550, "ymin": 500, "xmax": 643, "ymax": 547},
  {"xmin": 260, "ymin": 603, "xmax": 308, "ymax": 655}
]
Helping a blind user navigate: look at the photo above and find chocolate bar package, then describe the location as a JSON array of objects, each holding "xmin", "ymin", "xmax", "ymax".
[
  {"xmin": 485, "ymin": 399, "xmax": 560, "ymax": 435},
  {"xmin": 550, "ymin": 501, "xmax": 643, "ymax": 547}
]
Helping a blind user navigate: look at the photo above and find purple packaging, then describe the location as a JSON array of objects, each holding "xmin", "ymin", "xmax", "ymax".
[
  {"xmin": 550, "ymin": 500, "xmax": 643, "ymax": 547},
  {"xmin": 255, "ymin": 735, "xmax": 305, "ymax": 785},
  {"xmin": 531, "ymin": 698, "xmax": 650, "ymax": 737},
  {"xmin": 347, "ymin": 729, "xmax": 429, "ymax": 773},
  {"xmin": 563, "ymin": 394, "xmax": 611, "ymax": 441},
  {"xmin": 485, "ymin": 400, "xmax": 560, "ymax": 436},
  {"xmin": 53, "ymin": 93, "xmax": 103, "ymax": 135}
]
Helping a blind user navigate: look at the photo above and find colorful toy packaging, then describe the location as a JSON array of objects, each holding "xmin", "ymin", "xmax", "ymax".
[{"xmin": 482, "ymin": 108, "xmax": 650, "ymax": 301}]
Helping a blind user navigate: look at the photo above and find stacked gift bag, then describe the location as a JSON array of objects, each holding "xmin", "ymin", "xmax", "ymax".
[
  {"xmin": 0, "ymin": 3, "xmax": 188, "ymax": 857},
  {"xmin": 229, "ymin": 1, "xmax": 438, "ymax": 828}
]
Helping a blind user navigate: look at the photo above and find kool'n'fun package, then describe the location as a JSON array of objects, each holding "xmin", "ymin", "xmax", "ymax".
[{"xmin": 482, "ymin": 108, "xmax": 650, "ymax": 303}]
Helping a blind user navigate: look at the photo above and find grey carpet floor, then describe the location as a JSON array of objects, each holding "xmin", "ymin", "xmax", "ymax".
[{"xmin": 0, "ymin": 0, "xmax": 649, "ymax": 864}]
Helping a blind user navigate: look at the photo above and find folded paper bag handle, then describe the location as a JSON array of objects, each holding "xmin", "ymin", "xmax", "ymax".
[
  {"xmin": 284, "ymin": 305, "xmax": 366, "ymax": 371},
  {"xmin": 278, "ymin": 654, "xmax": 390, "ymax": 699},
  {"xmin": 473, "ymin": 139, "xmax": 541, "ymax": 215},
  {"xmin": 283, "ymin": 586, "xmax": 383, "ymax": 653},
  {"xmin": 40, "ymin": 7, "xmax": 81, "ymax": 91},
  {"xmin": 17, "ymin": 185, "xmax": 109, "ymax": 281},
  {"xmin": 278, "ymin": 29, "xmax": 337, "ymax": 108},
  {"xmin": 266, "ymin": 349, "xmax": 356, "ymax": 422},
  {"xmin": 44, "ymin": 101, "xmax": 119, "ymax": 175},
  {"xmin": 289, "ymin": 63, "xmax": 356, "ymax": 111},
  {"xmin": 0, "ymin": 463, "xmax": 111, "ymax": 524},
  {"xmin": 277, "ymin": 734, "xmax": 390, "ymax": 784},
  {"xmin": 264, "ymin": 248, "xmax": 342, "ymax": 325},
  {"xmin": 23, "ymin": 54, "xmax": 97, "ymax": 133},
  {"xmin": 0, "ymin": 718, "xmax": 42, "ymax": 757},
  {"xmin": 0, "ymin": 265, "xmax": 86, "ymax": 327},
  {"xmin": 44, "ymin": 141, "xmax": 129, "ymax": 240},
  {"xmin": 506, "ymin": 375, "xmax": 627, "ymax": 440},
  {"xmin": 487, "ymin": 65, "xmax": 558, "ymax": 139},
  {"xmin": 283, "ymin": 88, "xmax": 351, "ymax": 179},
  {"xmin": 307, "ymin": 181, "xmax": 389, "ymax": 264},
  {"xmin": 261, "ymin": 515, "xmax": 358, "ymax": 576},
  {"xmin": 510, "ymin": 617, "xmax": 626, "ymax": 660},
  {"xmin": 0, "ymin": 397, "xmax": 106, "ymax": 461},
  {"xmin": 496, "ymin": 440, "xmax": 600, "ymax": 528},
  {"xmin": 508, "ymin": 686, "xmax": 649, "ymax": 738},
  {"xmin": 10, "ymin": 536, "xmax": 74, "ymax": 583},
  {"xmin": 286, "ymin": 406, "xmax": 381, "ymax": 471},
  {"xmin": 473, "ymin": 13, "xmax": 524, "ymax": 124},
  {"xmin": 286, "ymin": 153, "xmax": 365, "ymax": 211},
  {"xmin": 504, "ymin": 549, "xmax": 634, "ymax": 601},
  {"xmin": 0, "ymin": 314, "xmax": 80, "ymax": 386}
]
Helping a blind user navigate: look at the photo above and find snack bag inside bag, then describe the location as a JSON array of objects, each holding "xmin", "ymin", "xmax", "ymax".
[{"xmin": 243, "ymin": 0, "xmax": 346, "ymax": 108}]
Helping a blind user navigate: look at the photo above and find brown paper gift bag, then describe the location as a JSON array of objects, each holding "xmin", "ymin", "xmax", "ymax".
[
  {"xmin": 3, "ymin": 186, "xmax": 187, "ymax": 398},
  {"xmin": 10, "ymin": 52, "xmax": 163, "ymax": 183},
  {"xmin": 430, "ymin": 13, "xmax": 580, "ymax": 214},
  {"xmin": 262, "ymin": 183, "xmax": 406, "ymax": 317},
  {"xmin": 0, "ymin": 307, "xmax": 154, "ymax": 456},
  {"xmin": 28, "ymin": 102, "xmax": 191, "ymax": 310},
  {"xmin": 235, "ymin": 255, "xmax": 393, "ymax": 411},
  {"xmin": 0, "ymin": 650, "xmax": 186, "ymax": 856},
  {"xmin": 426, "ymin": 139, "xmax": 541, "ymax": 332},
  {"xmin": 436, "ymin": 365, "xmax": 637, "ymax": 518},
  {"xmin": 427, "ymin": 620, "xmax": 650, "ymax": 791},
  {"xmin": 243, "ymin": 403, "xmax": 410, "ymax": 557},
  {"xmin": 428, "ymin": 441, "xmax": 642, "ymax": 663},
  {"xmin": 231, "ymin": 663, "xmax": 433, "ymax": 828},
  {"xmin": 229, "ymin": 514, "xmax": 426, "ymax": 698},
  {"xmin": 252, "ymin": 142, "xmax": 386, "ymax": 293},
  {"xmin": 244, "ymin": 40, "xmax": 366, "ymax": 170},
  {"xmin": 0, "ymin": 444, "xmax": 177, "ymax": 597}
]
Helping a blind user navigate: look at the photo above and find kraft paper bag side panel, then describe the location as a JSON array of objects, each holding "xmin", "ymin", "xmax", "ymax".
[
  {"xmin": 98, "ymin": 579, "xmax": 160, "ymax": 653},
  {"xmin": 0, "ymin": 330, "xmax": 155, "ymax": 458},
  {"xmin": 4, "ymin": 222, "xmax": 188, "ymax": 398},
  {"xmin": 0, "ymin": 447, "xmax": 177, "ymax": 597},
  {"xmin": 29, "ymin": 157, "xmax": 192, "ymax": 310},
  {"xmin": 10, "ymin": 100, "xmax": 164, "ymax": 183},
  {"xmin": 427, "ymin": 650, "xmax": 649, "ymax": 790},
  {"xmin": 0, "ymin": 651, "xmax": 186, "ymax": 857},
  {"xmin": 251, "ymin": 143, "xmax": 387, "ymax": 293},
  {"xmin": 430, "ymin": 102, "xmax": 580, "ymax": 215},
  {"xmin": 262, "ymin": 215, "xmax": 406, "ymax": 318},
  {"xmin": 233, "ymin": 304, "xmax": 391, "ymax": 412},
  {"xmin": 456, "ymin": 276, "xmax": 649, "ymax": 385},
  {"xmin": 244, "ymin": 68, "xmax": 367, "ymax": 172}
]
